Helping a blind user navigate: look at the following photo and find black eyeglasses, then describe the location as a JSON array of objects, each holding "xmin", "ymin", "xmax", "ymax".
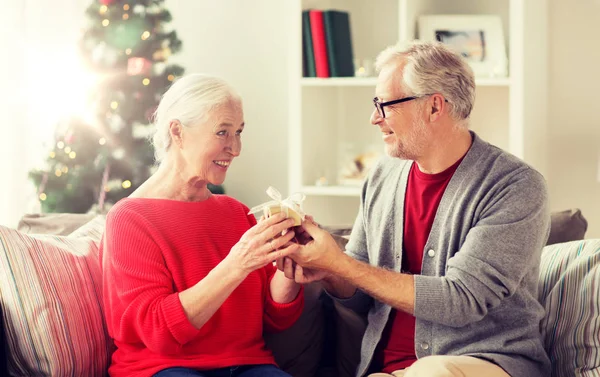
[{"xmin": 373, "ymin": 94, "xmax": 448, "ymax": 118}]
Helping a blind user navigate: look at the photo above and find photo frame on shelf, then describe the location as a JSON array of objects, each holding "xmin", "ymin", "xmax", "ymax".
[{"xmin": 418, "ymin": 15, "xmax": 508, "ymax": 78}]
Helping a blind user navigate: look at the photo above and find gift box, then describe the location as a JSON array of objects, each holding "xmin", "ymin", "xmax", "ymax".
[{"xmin": 248, "ymin": 187, "xmax": 306, "ymax": 226}]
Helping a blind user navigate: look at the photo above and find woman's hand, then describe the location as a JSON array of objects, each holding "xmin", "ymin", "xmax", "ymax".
[
  {"xmin": 227, "ymin": 212, "xmax": 298, "ymax": 276},
  {"xmin": 270, "ymin": 266, "xmax": 302, "ymax": 303},
  {"xmin": 179, "ymin": 213, "xmax": 296, "ymax": 331}
]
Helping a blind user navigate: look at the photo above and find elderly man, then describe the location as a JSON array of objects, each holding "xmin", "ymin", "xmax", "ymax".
[{"xmin": 286, "ymin": 41, "xmax": 551, "ymax": 377}]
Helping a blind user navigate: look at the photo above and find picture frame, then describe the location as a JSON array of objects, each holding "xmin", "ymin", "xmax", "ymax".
[{"xmin": 418, "ymin": 15, "xmax": 508, "ymax": 78}]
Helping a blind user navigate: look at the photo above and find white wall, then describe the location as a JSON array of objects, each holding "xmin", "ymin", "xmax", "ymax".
[
  {"xmin": 0, "ymin": 2, "xmax": 27, "ymax": 228},
  {"xmin": 547, "ymin": 0, "xmax": 600, "ymax": 238},
  {"xmin": 166, "ymin": 0, "xmax": 292, "ymax": 209},
  {"xmin": 0, "ymin": 0, "xmax": 87, "ymax": 227}
]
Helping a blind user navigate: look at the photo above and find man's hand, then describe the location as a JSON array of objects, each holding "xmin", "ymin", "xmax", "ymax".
[
  {"xmin": 292, "ymin": 215, "xmax": 315, "ymax": 245},
  {"xmin": 276, "ymin": 256, "xmax": 330, "ymax": 284},
  {"xmin": 290, "ymin": 219, "xmax": 343, "ymax": 272},
  {"xmin": 294, "ymin": 264, "xmax": 330, "ymax": 284}
]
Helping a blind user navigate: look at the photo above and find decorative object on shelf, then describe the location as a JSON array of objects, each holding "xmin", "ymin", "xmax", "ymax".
[
  {"xmin": 248, "ymin": 186, "xmax": 306, "ymax": 226},
  {"xmin": 338, "ymin": 150, "xmax": 381, "ymax": 186},
  {"xmin": 315, "ymin": 176, "xmax": 329, "ymax": 186},
  {"xmin": 353, "ymin": 58, "xmax": 374, "ymax": 77},
  {"xmin": 418, "ymin": 15, "xmax": 508, "ymax": 78}
]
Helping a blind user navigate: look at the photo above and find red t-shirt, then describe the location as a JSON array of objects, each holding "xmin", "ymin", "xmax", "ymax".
[
  {"xmin": 373, "ymin": 158, "xmax": 463, "ymax": 373},
  {"xmin": 100, "ymin": 195, "xmax": 304, "ymax": 377}
]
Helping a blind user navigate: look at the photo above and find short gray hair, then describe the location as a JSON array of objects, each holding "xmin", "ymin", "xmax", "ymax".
[
  {"xmin": 151, "ymin": 73, "xmax": 241, "ymax": 163},
  {"xmin": 375, "ymin": 41, "xmax": 476, "ymax": 122}
]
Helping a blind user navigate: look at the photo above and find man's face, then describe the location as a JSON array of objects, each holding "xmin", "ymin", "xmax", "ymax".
[{"xmin": 371, "ymin": 63, "xmax": 430, "ymax": 160}]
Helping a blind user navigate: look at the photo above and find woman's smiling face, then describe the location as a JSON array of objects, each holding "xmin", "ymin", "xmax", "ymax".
[{"xmin": 178, "ymin": 99, "xmax": 244, "ymax": 185}]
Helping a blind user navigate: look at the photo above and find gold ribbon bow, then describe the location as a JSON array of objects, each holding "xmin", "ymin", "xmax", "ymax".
[{"xmin": 248, "ymin": 186, "xmax": 306, "ymax": 226}]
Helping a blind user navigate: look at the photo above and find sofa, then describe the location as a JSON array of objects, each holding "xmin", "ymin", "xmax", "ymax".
[{"xmin": 0, "ymin": 209, "xmax": 598, "ymax": 377}]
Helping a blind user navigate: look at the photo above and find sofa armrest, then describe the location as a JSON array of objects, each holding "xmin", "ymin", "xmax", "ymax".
[{"xmin": 547, "ymin": 209, "xmax": 588, "ymax": 245}]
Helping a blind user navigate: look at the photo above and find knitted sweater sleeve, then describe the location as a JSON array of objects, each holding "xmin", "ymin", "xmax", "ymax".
[
  {"xmin": 242, "ymin": 213, "xmax": 305, "ymax": 332},
  {"xmin": 262, "ymin": 262, "xmax": 305, "ymax": 332}
]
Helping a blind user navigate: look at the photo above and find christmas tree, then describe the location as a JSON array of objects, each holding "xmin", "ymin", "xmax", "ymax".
[{"xmin": 29, "ymin": 0, "xmax": 184, "ymax": 213}]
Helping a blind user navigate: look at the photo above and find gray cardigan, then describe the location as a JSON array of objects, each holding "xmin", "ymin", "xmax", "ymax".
[{"xmin": 338, "ymin": 133, "xmax": 551, "ymax": 377}]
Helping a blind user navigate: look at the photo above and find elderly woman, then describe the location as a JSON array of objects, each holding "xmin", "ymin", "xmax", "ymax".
[{"xmin": 100, "ymin": 74, "xmax": 303, "ymax": 377}]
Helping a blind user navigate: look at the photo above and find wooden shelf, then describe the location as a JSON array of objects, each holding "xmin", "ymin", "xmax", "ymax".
[{"xmin": 301, "ymin": 185, "xmax": 361, "ymax": 196}]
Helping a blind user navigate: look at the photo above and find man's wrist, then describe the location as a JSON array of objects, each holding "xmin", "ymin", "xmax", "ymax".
[
  {"xmin": 322, "ymin": 273, "xmax": 337, "ymax": 286},
  {"xmin": 320, "ymin": 245, "xmax": 350, "ymax": 274},
  {"xmin": 322, "ymin": 273, "xmax": 356, "ymax": 299},
  {"xmin": 321, "ymin": 275, "xmax": 337, "ymax": 294}
]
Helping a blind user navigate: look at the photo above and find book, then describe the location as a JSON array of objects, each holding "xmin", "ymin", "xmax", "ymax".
[
  {"xmin": 302, "ymin": 10, "xmax": 316, "ymax": 77},
  {"xmin": 309, "ymin": 10, "xmax": 330, "ymax": 78},
  {"xmin": 323, "ymin": 10, "xmax": 355, "ymax": 77}
]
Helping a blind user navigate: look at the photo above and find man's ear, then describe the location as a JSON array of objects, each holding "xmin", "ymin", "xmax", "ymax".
[
  {"xmin": 428, "ymin": 94, "xmax": 446, "ymax": 122},
  {"xmin": 169, "ymin": 120, "xmax": 183, "ymax": 148}
]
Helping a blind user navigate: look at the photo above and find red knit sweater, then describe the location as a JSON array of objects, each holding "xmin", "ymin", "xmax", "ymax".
[{"xmin": 100, "ymin": 195, "xmax": 304, "ymax": 377}]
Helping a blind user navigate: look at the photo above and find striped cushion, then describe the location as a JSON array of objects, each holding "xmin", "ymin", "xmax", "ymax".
[
  {"xmin": 538, "ymin": 239, "xmax": 600, "ymax": 377},
  {"xmin": 0, "ymin": 217, "xmax": 110, "ymax": 376}
]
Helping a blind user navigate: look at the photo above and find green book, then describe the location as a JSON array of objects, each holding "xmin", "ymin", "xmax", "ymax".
[
  {"xmin": 302, "ymin": 10, "xmax": 316, "ymax": 77},
  {"xmin": 323, "ymin": 10, "xmax": 354, "ymax": 77}
]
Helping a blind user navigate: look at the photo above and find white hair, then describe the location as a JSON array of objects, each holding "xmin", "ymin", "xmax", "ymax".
[
  {"xmin": 375, "ymin": 40, "xmax": 476, "ymax": 122},
  {"xmin": 151, "ymin": 73, "xmax": 242, "ymax": 163}
]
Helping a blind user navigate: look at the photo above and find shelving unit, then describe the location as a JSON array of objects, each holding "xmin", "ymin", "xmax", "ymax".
[{"xmin": 288, "ymin": 0, "xmax": 548, "ymax": 226}]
